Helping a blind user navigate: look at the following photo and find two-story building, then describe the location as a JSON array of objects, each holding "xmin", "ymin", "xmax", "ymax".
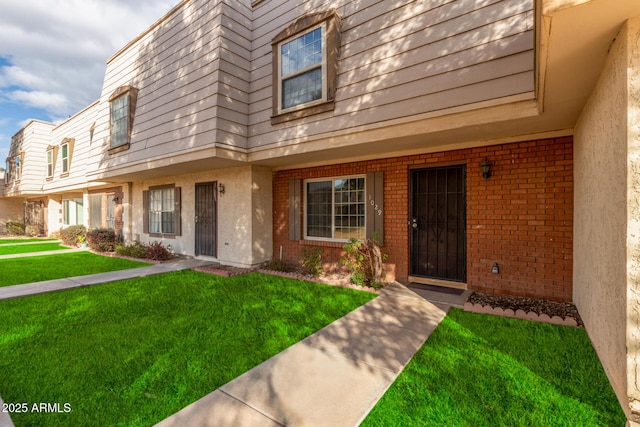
[{"xmin": 2, "ymin": 0, "xmax": 640, "ymax": 423}]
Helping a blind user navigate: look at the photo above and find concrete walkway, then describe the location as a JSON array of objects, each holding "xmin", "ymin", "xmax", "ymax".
[
  {"xmin": 0, "ymin": 257, "xmax": 214, "ymax": 300},
  {"xmin": 155, "ymin": 283, "xmax": 465, "ymax": 427}
]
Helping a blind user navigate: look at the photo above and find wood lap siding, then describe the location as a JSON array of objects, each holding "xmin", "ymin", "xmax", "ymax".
[{"xmin": 248, "ymin": 0, "xmax": 534, "ymax": 147}]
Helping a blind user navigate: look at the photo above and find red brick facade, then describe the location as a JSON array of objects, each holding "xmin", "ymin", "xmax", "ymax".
[{"xmin": 273, "ymin": 137, "xmax": 573, "ymax": 301}]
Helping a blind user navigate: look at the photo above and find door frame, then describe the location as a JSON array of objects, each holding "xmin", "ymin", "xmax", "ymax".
[
  {"xmin": 408, "ymin": 163, "xmax": 467, "ymax": 289},
  {"xmin": 195, "ymin": 181, "xmax": 218, "ymax": 257}
]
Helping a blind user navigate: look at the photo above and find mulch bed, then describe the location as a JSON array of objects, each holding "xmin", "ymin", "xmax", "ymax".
[{"xmin": 468, "ymin": 292, "xmax": 584, "ymax": 327}]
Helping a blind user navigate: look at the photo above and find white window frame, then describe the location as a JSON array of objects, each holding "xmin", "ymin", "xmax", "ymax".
[
  {"xmin": 62, "ymin": 198, "xmax": 84, "ymax": 226},
  {"xmin": 303, "ymin": 175, "xmax": 366, "ymax": 242},
  {"xmin": 277, "ymin": 22, "xmax": 327, "ymax": 114},
  {"xmin": 61, "ymin": 142, "xmax": 69, "ymax": 174},
  {"xmin": 14, "ymin": 155, "xmax": 20, "ymax": 181},
  {"xmin": 47, "ymin": 149, "xmax": 53, "ymax": 177},
  {"xmin": 148, "ymin": 187, "xmax": 175, "ymax": 235}
]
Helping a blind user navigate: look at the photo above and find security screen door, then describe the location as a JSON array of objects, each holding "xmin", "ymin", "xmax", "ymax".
[
  {"xmin": 195, "ymin": 182, "xmax": 217, "ymax": 257},
  {"xmin": 410, "ymin": 165, "xmax": 466, "ymax": 282}
]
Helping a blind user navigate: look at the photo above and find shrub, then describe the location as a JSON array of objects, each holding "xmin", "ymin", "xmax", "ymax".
[
  {"xmin": 115, "ymin": 240, "xmax": 148, "ymax": 259},
  {"xmin": 300, "ymin": 246, "xmax": 323, "ymax": 276},
  {"xmin": 86, "ymin": 228, "xmax": 120, "ymax": 252},
  {"xmin": 146, "ymin": 241, "xmax": 172, "ymax": 261},
  {"xmin": 25, "ymin": 225, "xmax": 41, "ymax": 237},
  {"xmin": 60, "ymin": 225, "xmax": 86, "ymax": 247},
  {"xmin": 340, "ymin": 235, "xmax": 388, "ymax": 288},
  {"xmin": 6, "ymin": 221, "xmax": 25, "ymax": 235},
  {"xmin": 49, "ymin": 230, "xmax": 61, "ymax": 240},
  {"xmin": 263, "ymin": 259, "xmax": 292, "ymax": 272}
]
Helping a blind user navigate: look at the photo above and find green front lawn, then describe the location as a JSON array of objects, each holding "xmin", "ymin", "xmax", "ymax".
[
  {"xmin": 0, "ymin": 271, "xmax": 376, "ymax": 426},
  {"xmin": 0, "ymin": 238, "xmax": 56, "ymax": 245},
  {"xmin": 0, "ymin": 242, "xmax": 70, "ymax": 255},
  {"xmin": 0, "ymin": 252, "xmax": 150, "ymax": 287},
  {"xmin": 362, "ymin": 308, "xmax": 626, "ymax": 427}
]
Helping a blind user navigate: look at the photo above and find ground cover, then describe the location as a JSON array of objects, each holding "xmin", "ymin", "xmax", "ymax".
[
  {"xmin": 0, "ymin": 242, "xmax": 70, "ymax": 256},
  {"xmin": 0, "ymin": 252, "xmax": 150, "ymax": 287},
  {"xmin": 0, "ymin": 238, "xmax": 56, "ymax": 245},
  {"xmin": 0, "ymin": 271, "xmax": 376, "ymax": 426},
  {"xmin": 362, "ymin": 308, "xmax": 626, "ymax": 427}
]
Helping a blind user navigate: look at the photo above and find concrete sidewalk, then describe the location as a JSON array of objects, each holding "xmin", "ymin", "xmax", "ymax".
[
  {"xmin": 155, "ymin": 283, "xmax": 457, "ymax": 427},
  {"xmin": 0, "ymin": 247, "xmax": 86, "ymax": 260},
  {"xmin": 0, "ymin": 257, "xmax": 214, "ymax": 300}
]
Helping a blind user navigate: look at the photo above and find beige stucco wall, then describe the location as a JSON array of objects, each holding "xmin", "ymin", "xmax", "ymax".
[
  {"xmin": 0, "ymin": 197, "xmax": 24, "ymax": 234},
  {"xmin": 574, "ymin": 17, "xmax": 640, "ymax": 422},
  {"xmin": 131, "ymin": 165, "xmax": 273, "ymax": 267}
]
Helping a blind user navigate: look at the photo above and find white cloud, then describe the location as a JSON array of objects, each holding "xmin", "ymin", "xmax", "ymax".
[{"xmin": 0, "ymin": 0, "xmax": 177, "ymax": 117}]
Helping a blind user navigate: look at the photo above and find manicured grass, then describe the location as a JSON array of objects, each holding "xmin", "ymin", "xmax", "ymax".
[
  {"xmin": 362, "ymin": 308, "xmax": 626, "ymax": 427},
  {"xmin": 0, "ymin": 271, "xmax": 376, "ymax": 426},
  {"xmin": 0, "ymin": 242, "xmax": 70, "ymax": 255},
  {"xmin": 0, "ymin": 252, "xmax": 150, "ymax": 287},
  {"xmin": 0, "ymin": 238, "xmax": 56, "ymax": 245}
]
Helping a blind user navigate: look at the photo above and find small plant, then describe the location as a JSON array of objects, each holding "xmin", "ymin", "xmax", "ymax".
[
  {"xmin": 115, "ymin": 240, "xmax": 148, "ymax": 259},
  {"xmin": 86, "ymin": 228, "xmax": 120, "ymax": 252},
  {"xmin": 340, "ymin": 234, "xmax": 387, "ymax": 288},
  {"xmin": 263, "ymin": 259, "xmax": 292, "ymax": 272},
  {"xmin": 49, "ymin": 230, "xmax": 61, "ymax": 240},
  {"xmin": 60, "ymin": 225, "xmax": 86, "ymax": 247},
  {"xmin": 146, "ymin": 241, "xmax": 173, "ymax": 261},
  {"xmin": 25, "ymin": 225, "xmax": 41, "ymax": 237},
  {"xmin": 77, "ymin": 235, "xmax": 87, "ymax": 245},
  {"xmin": 6, "ymin": 221, "xmax": 25, "ymax": 236},
  {"xmin": 300, "ymin": 246, "xmax": 323, "ymax": 276}
]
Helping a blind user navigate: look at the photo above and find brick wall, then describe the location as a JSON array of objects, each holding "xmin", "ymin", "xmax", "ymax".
[{"xmin": 272, "ymin": 137, "xmax": 573, "ymax": 301}]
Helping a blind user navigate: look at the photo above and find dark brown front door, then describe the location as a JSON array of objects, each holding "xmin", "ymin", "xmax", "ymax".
[
  {"xmin": 410, "ymin": 165, "xmax": 466, "ymax": 282},
  {"xmin": 195, "ymin": 182, "xmax": 217, "ymax": 257}
]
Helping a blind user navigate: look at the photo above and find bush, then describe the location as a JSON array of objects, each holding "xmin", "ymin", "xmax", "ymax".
[
  {"xmin": 262, "ymin": 259, "xmax": 292, "ymax": 272},
  {"xmin": 300, "ymin": 246, "xmax": 323, "ymax": 276},
  {"xmin": 49, "ymin": 230, "xmax": 61, "ymax": 240},
  {"xmin": 25, "ymin": 225, "xmax": 41, "ymax": 237},
  {"xmin": 60, "ymin": 225, "xmax": 86, "ymax": 247},
  {"xmin": 6, "ymin": 221, "xmax": 25, "ymax": 236},
  {"xmin": 340, "ymin": 235, "xmax": 388, "ymax": 288},
  {"xmin": 86, "ymin": 228, "xmax": 120, "ymax": 252},
  {"xmin": 115, "ymin": 240, "xmax": 148, "ymax": 259},
  {"xmin": 146, "ymin": 241, "xmax": 172, "ymax": 260}
]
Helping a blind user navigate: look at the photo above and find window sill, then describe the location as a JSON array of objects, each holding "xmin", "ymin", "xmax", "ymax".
[
  {"xmin": 148, "ymin": 233, "xmax": 176, "ymax": 239},
  {"xmin": 60, "ymin": 173, "xmax": 69, "ymax": 178},
  {"xmin": 108, "ymin": 143, "xmax": 130, "ymax": 155},
  {"xmin": 46, "ymin": 177, "xmax": 53, "ymax": 181},
  {"xmin": 271, "ymin": 101, "xmax": 334, "ymax": 125},
  {"xmin": 299, "ymin": 239, "xmax": 344, "ymax": 248}
]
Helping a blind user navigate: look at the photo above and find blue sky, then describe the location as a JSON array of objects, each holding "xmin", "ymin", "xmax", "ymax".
[{"xmin": 0, "ymin": 0, "xmax": 177, "ymax": 164}]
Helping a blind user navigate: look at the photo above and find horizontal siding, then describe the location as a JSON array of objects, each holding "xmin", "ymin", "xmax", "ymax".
[
  {"xmin": 247, "ymin": 0, "xmax": 534, "ymax": 148},
  {"xmin": 83, "ymin": 0, "xmax": 535, "ymax": 177},
  {"xmin": 88, "ymin": 0, "xmax": 252, "ymax": 176}
]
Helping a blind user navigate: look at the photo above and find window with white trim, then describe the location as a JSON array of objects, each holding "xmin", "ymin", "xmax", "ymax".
[
  {"xmin": 149, "ymin": 187, "xmax": 175, "ymax": 234},
  {"xmin": 108, "ymin": 86, "xmax": 138, "ymax": 150},
  {"xmin": 271, "ymin": 10, "xmax": 341, "ymax": 124},
  {"xmin": 305, "ymin": 176, "xmax": 365, "ymax": 241},
  {"xmin": 62, "ymin": 198, "xmax": 84, "ymax": 226},
  {"xmin": 47, "ymin": 149, "xmax": 53, "ymax": 177},
  {"xmin": 279, "ymin": 24, "xmax": 325, "ymax": 112},
  {"xmin": 61, "ymin": 142, "xmax": 69, "ymax": 173},
  {"xmin": 14, "ymin": 155, "xmax": 21, "ymax": 181}
]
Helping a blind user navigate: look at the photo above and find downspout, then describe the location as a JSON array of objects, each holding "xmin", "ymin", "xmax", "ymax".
[{"xmin": 127, "ymin": 182, "xmax": 133, "ymax": 242}]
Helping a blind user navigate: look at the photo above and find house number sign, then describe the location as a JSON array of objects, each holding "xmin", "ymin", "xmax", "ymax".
[{"xmin": 370, "ymin": 199, "xmax": 382, "ymax": 216}]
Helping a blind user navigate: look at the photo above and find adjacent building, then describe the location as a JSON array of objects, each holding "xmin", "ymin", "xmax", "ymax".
[{"xmin": 2, "ymin": 0, "xmax": 640, "ymax": 423}]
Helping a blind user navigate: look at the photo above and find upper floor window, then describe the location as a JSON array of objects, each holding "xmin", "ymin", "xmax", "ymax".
[
  {"xmin": 14, "ymin": 155, "xmax": 21, "ymax": 181},
  {"xmin": 61, "ymin": 142, "xmax": 69, "ymax": 174},
  {"xmin": 4, "ymin": 159, "xmax": 10, "ymax": 183},
  {"xmin": 108, "ymin": 86, "xmax": 138, "ymax": 151},
  {"xmin": 46, "ymin": 148, "xmax": 53, "ymax": 178},
  {"xmin": 271, "ymin": 10, "xmax": 341, "ymax": 124}
]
